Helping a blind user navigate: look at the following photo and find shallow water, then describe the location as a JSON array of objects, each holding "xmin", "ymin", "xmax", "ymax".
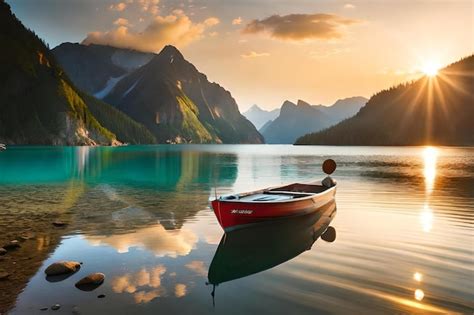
[{"xmin": 0, "ymin": 145, "xmax": 473, "ymax": 314}]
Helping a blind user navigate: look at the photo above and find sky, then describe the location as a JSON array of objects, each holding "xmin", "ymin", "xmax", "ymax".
[{"xmin": 7, "ymin": 0, "xmax": 473, "ymax": 111}]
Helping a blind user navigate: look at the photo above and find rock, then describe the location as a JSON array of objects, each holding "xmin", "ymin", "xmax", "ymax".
[
  {"xmin": 51, "ymin": 304, "xmax": 61, "ymax": 311},
  {"xmin": 40, "ymin": 307, "xmax": 48, "ymax": 311},
  {"xmin": 321, "ymin": 226, "xmax": 336, "ymax": 242},
  {"xmin": 20, "ymin": 232, "xmax": 36, "ymax": 241},
  {"xmin": 52, "ymin": 221, "xmax": 68, "ymax": 227},
  {"xmin": 97, "ymin": 294, "xmax": 106, "ymax": 298},
  {"xmin": 75, "ymin": 273, "xmax": 105, "ymax": 291},
  {"xmin": 3, "ymin": 240, "xmax": 20, "ymax": 250},
  {"xmin": 0, "ymin": 248, "xmax": 6, "ymax": 255},
  {"xmin": 45, "ymin": 261, "xmax": 81, "ymax": 276},
  {"xmin": 0, "ymin": 271, "xmax": 10, "ymax": 280}
]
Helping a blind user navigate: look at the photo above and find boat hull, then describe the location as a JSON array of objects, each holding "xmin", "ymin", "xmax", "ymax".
[{"xmin": 210, "ymin": 186, "xmax": 336, "ymax": 232}]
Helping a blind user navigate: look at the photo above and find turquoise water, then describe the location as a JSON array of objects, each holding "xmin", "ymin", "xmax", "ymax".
[{"xmin": 0, "ymin": 145, "xmax": 473, "ymax": 314}]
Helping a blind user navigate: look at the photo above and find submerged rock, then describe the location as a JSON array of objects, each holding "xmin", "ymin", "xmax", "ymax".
[
  {"xmin": 45, "ymin": 261, "xmax": 81, "ymax": 276},
  {"xmin": 0, "ymin": 271, "xmax": 10, "ymax": 280},
  {"xmin": 52, "ymin": 221, "xmax": 68, "ymax": 227},
  {"xmin": 40, "ymin": 307, "xmax": 48, "ymax": 311},
  {"xmin": 75, "ymin": 273, "xmax": 105, "ymax": 291},
  {"xmin": 51, "ymin": 304, "xmax": 61, "ymax": 311},
  {"xmin": 3, "ymin": 240, "xmax": 20, "ymax": 250},
  {"xmin": 97, "ymin": 294, "xmax": 106, "ymax": 298},
  {"xmin": 0, "ymin": 248, "xmax": 7, "ymax": 255}
]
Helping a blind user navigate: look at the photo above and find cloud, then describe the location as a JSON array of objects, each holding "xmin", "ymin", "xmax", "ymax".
[
  {"xmin": 242, "ymin": 13, "xmax": 360, "ymax": 41},
  {"xmin": 232, "ymin": 17, "xmax": 242, "ymax": 25},
  {"xmin": 175, "ymin": 284, "xmax": 187, "ymax": 298},
  {"xmin": 139, "ymin": 0, "xmax": 159, "ymax": 14},
  {"xmin": 185, "ymin": 260, "xmax": 207, "ymax": 277},
  {"xmin": 113, "ymin": 18, "xmax": 132, "ymax": 27},
  {"xmin": 209, "ymin": 31, "xmax": 218, "ymax": 37},
  {"xmin": 82, "ymin": 11, "xmax": 220, "ymax": 53},
  {"xmin": 309, "ymin": 47, "xmax": 351, "ymax": 58},
  {"xmin": 112, "ymin": 265, "xmax": 166, "ymax": 303},
  {"xmin": 86, "ymin": 223, "xmax": 198, "ymax": 257},
  {"xmin": 344, "ymin": 3, "xmax": 356, "ymax": 9},
  {"xmin": 204, "ymin": 17, "xmax": 220, "ymax": 26},
  {"xmin": 109, "ymin": 2, "xmax": 127, "ymax": 11},
  {"xmin": 241, "ymin": 51, "xmax": 270, "ymax": 58}
]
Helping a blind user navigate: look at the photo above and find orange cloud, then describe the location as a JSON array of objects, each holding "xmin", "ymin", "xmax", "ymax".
[
  {"xmin": 242, "ymin": 13, "xmax": 360, "ymax": 41},
  {"xmin": 139, "ymin": 0, "xmax": 159, "ymax": 15},
  {"xmin": 109, "ymin": 2, "xmax": 127, "ymax": 11},
  {"xmin": 204, "ymin": 17, "xmax": 220, "ymax": 26},
  {"xmin": 113, "ymin": 18, "xmax": 132, "ymax": 27},
  {"xmin": 241, "ymin": 51, "xmax": 270, "ymax": 58},
  {"xmin": 82, "ymin": 11, "xmax": 219, "ymax": 53},
  {"xmin": 232, "ymin": 17, "xmax": 242, "ymax": 25}
]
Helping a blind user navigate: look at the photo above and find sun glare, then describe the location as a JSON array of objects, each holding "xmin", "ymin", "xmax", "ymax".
[{"xmin": 421, "ymin": 61, "xmax": 440, "ymax": 77}]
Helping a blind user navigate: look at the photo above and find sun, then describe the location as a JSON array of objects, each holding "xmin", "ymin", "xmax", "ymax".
[{"xmin": 421, "ymin": 61, "xmax": 440, "ymax": 77}]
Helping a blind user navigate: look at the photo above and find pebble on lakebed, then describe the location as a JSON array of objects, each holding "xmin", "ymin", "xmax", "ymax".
[
  {"xmin": 0, "ymin": 248, "xmax": 7, "ymax": 255},
  {"xmin": 51, "ymin": 304, "xmax": 61, "ymax": 311},
  {"xmin": 75, "ymin": 273, "xmax": 105, "ymax": 291},
  {"xmin": 45, "ymin": 261, "xmax": 81, "ymax": 276},
  {"xmin": 52, "ymin": 221, "xmax": 69, "ymax": 227}
]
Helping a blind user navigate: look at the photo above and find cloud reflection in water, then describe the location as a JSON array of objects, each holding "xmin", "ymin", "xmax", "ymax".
[{"xmin": 87, "ymin": 223, "xmax": 198, "ymax": 257}]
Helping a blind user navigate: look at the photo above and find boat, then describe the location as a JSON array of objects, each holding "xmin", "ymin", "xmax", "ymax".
[
  {"xmin": 207, "ymin": 200, "xmax": 337, "ymax": 287},
  {"xmin": 210, "ymin": 159, "xmax": 337, "ymax": 232}
]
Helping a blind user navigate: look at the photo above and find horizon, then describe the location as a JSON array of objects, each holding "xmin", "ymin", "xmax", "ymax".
[{"xmin": 6, "ymin": 0, "xmax": 473, "ymax": 111}]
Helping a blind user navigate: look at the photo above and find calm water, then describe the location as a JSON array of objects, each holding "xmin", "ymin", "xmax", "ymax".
[{"xmin": 0, "ymin": 145, "xmax": 473, "ymax": 314}]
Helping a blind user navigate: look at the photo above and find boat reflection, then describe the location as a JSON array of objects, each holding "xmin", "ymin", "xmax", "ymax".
[{"xmin": 208, "ymin": 199, "xmax": 337, "ymax": 288}]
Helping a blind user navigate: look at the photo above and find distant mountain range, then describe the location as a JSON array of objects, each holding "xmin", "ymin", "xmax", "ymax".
[
  {"xmin": 296, "ymin": 56, "xmax": 474, "ymax": 145},
  {"xmin": 0, "ymin": 2, "xmax": 155, "ymax": 145},
  {"xmin": 259, "ymin": 97, "xmax": 367, "ymax": 144},
  {"xmin": 242, "ymin": 105, "xmax": 280, "ymax": 130},
  {"xmin": 54, "ymin": 44, "xmax": 263, "ymax": 144}
]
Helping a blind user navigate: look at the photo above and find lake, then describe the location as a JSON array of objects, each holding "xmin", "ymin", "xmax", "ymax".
[{"xmin": 0, "ymin": 145, "xmax": 473, "ymax": 314}]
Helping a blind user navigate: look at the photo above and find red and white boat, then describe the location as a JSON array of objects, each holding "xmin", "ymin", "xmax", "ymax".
[{"xmin": 210, "ymin": 159, "xmax": 337, "ymax": 232}]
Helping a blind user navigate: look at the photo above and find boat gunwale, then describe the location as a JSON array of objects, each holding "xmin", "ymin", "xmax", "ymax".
[{"xmin": 212, "ymin": 182, "xmax": 336, "ymax": 204}]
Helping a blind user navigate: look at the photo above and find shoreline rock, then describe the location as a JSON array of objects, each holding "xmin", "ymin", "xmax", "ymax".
[
  {"xmin": 45, "ymin": 261, "xmax": 81, "ymax": 276},
  {"xmin": 75, "ymin": 273, "xmax": 105, "ymax": 291}
]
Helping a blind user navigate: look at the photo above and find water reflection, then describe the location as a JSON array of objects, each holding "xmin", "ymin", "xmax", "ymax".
[
  {"xmin": 87, "ymin": 223, "xmax": 198, "ymax": 257},
  {"xmin": 208, "ymin": 200, "xmax": 336, "ymax": 286},
  {"xmin": 420, "ymin": 203, "xmax": 434, "ymax": 232},
  {"xmin": 2, "ymin": 145, "xmax": 473, "ymax": 314},
  {"xmin": 423, "ymin": 146, "xmax": 438, "ymax": 193},
  {"xmin": 413, "ymin": 272, "xmax": 423, "ymax": 282},
  {"xmin": 415, "ymin": 289, "xmax": 425, "ymax": 301},
  {"xmin": 112, "ymin": 265, "xmax": 166, "ymax": 303}
]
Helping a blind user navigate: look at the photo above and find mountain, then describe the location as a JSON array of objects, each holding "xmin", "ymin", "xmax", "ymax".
[
  {"xmin": 314, "ymin": 96, "xmax": 368, "ymax": 121},
  {"xmin": 242, "ymin": 104, "xmax": 280, "ymax": 130},
  {"xmin": 52, "ymin": 43, "xmax": 154, "ymax": 97},
  {"xmin": 260, "ymin": 97, "xmax": 366, "ymax": 144},
  {"xmin": 296, "ymin": 56, "xmax": 474, "ymax": 145},
  {"xmin": 0, "ymin": 2, "xmax": 155, "ymax": 145},
  {"xmin": 104, "ymin": 45, "xmax": 263, "ymax": 143},
  {"xmin": 261, "ymin": 100, "xmax": 333, "ymax": 144}
]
